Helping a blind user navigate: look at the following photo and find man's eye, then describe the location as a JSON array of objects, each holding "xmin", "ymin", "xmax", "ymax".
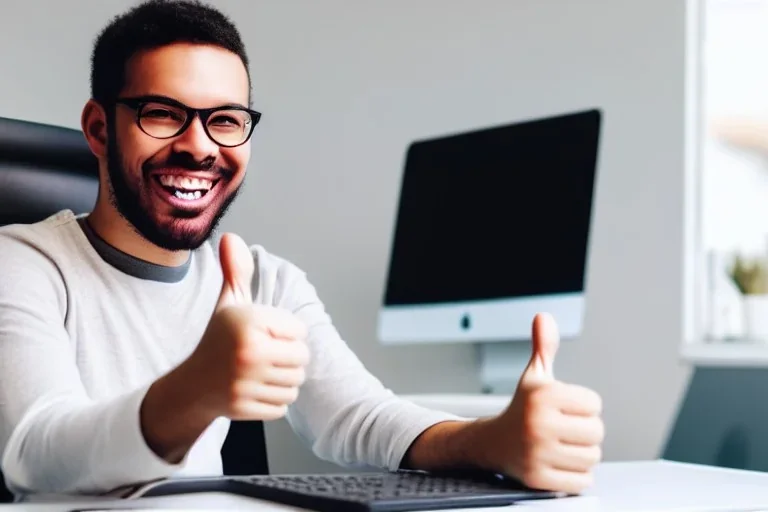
[
  {"xmin": 210, "ymin": 115, "xmax": 241, "ymax": 127},
  {"xmin": 142, "ymin": 107, "xmax": 184, "ymax": 122},
  {"xmin": 144, "ymin": 109, "xmax": 171, "ymax": 118}
]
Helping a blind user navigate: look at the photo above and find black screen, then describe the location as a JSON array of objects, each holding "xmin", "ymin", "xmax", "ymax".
[{"xmin": 383, "ymin": 109, "xmax": 601, "ymax": 307}]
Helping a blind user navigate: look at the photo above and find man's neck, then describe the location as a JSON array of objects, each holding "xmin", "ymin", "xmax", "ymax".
[{"xmin": 87, "ymin": 201, "xmax": 190, "ymax": 268}]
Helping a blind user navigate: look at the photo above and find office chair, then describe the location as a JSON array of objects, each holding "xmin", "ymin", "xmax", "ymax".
[
  {"xmin": 0, "ymin": 115, "xmax": 268, "ymax": 502},
  {"xmin": 663, "ymin": 366, "xmax": 768, "ymax": 473}
]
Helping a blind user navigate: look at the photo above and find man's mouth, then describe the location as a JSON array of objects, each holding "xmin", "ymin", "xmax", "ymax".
[{"xmin": 154, "ymin": 174, "xmax": 220, "ymax": 201}]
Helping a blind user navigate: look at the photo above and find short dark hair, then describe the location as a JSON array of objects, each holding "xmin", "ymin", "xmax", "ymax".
[{"xmin": 90, "ymin": 0, "xmax": 250, "ymax": 107}]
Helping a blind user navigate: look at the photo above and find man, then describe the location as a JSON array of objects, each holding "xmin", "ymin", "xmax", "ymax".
[{"xmin": 0, "ymin": 0, "xmax": 604, "ymax": 499}]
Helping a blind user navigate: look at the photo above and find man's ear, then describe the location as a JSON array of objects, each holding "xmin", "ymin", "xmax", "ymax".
[{"xmin": 81, "ymin": 99, "xmax": 108, "ymax": 158}]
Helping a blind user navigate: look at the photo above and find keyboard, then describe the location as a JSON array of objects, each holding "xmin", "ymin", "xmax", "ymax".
[{"xmin": 133, "ymin": 470, "xmax": 561, "ymax": 511}]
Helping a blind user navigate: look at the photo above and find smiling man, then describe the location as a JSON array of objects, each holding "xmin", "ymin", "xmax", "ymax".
[{"xmin": 0, "ymin": 0, "xmax": 604, "ymax": 500}]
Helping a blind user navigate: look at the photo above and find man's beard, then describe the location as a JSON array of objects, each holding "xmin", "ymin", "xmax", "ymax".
[{"xmin": 105, "ymin": 131, "xmax": 241, "ymax": 252}]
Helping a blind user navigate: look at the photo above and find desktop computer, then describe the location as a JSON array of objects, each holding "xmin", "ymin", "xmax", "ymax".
[{"xmin": 377, "ymin": 109, "xmax": 602, "ymax": 392}]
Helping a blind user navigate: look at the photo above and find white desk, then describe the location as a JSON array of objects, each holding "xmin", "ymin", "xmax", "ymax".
[{"xmin": 7, "ymin": 460, "xmax": 768, "ymax": 511}]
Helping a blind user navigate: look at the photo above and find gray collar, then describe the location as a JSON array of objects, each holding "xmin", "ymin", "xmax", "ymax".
[{"xmin": 78, "ymin": 218, "xmax": 191, "ymax": 283}]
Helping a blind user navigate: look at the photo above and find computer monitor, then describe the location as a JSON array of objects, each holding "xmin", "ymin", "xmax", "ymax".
[{"xmin": 378, "ymin": 108, "xmax": 602, "ymax": 345}]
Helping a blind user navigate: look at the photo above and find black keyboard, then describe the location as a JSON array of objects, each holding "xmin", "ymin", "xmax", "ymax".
[{"xmin": 135, "ymin": 470, "xmax": 560, "ymax": 511}]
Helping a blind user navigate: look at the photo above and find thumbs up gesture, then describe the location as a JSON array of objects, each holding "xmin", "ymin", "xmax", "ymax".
[
  {"xmin": 186, "ymin": 233, "xmax": 310, "ymax": 421},
  {"xmin": 485, "ymin": 313, "xmax": 604, "ymax": 494}
]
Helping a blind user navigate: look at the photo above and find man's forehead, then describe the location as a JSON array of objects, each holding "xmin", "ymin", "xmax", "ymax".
[{"xmin": 122, "ymin": 43, "xmax": 250, "ymax": 107}]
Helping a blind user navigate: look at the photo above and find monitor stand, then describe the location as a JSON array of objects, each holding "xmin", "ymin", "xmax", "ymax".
[
  {"xmin": 397, "ymin": 341, "xmax": 529, "ymax": 419},
  {"xmin": 477, "ymin": 341, "xmax": 531, "ymax": 394}
]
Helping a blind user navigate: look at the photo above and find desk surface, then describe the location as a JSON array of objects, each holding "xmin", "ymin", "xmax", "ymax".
[{"xmin": 7, "ymin": 460, "xmax": 768, "ymax": 512}]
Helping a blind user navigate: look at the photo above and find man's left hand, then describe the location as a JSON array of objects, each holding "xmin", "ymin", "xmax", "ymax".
[
  {"xmin": 474, "ymin": 313, "xmax": 604, "ymax": 494},
  {"xmin": 403, "ymin": 313, "xmax": 604, "ymax": 496}
]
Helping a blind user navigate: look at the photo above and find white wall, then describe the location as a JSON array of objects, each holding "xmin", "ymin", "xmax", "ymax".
[{"xmin": 0, "ymin": 0, "xmax": 693, "ymax": 472}]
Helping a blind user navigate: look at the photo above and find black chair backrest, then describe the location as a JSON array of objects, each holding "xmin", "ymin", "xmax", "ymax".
[
  {"xmin": 0, "ymin": 116, "xmax": 99, "ymax": 224},
  {"xmin": 0, "ymin": 116, "xmax": 267, "ymax": 502}
]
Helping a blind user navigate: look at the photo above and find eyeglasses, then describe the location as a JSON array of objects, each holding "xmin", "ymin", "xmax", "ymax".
[{"xmin": 115, "ymin": 95, "xmax": 261, "ymax": 148}]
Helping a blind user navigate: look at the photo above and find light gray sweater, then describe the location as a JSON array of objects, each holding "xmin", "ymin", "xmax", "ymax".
[{"xmin": 0, "ymin": 210, "xmax": 458, "ymax": 498}]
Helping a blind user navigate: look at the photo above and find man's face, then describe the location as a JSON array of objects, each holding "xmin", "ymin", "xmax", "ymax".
[{"xmin": 106, "ymin": 43, "xmax": 252, "ymax": 251}]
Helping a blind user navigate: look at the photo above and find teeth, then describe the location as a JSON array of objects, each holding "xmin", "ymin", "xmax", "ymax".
[
  {"xmin": 159, "ymin": 175, "xmax": 213, "ymax": 191},
  {"xmin": 174, "ymin": 190, "xmax": 203, "ymax": 200}
]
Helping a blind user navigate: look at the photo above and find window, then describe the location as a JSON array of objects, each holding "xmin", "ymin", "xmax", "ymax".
[{"xmin": 686, "ymin": 0, "xmax": 768, "ymax": 364}]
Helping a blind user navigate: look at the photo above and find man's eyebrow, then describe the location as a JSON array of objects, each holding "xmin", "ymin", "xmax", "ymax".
[
  {"xmin": 219, "ymin": 102, "xmax": 249, "ymax": 109},
  {"xmin": 140, "ymin": 93, "xmax": 179, "ymax": 104},
  {"xmin": 140, "ymin": 94, "xmax": 250, "ymax": 110}
]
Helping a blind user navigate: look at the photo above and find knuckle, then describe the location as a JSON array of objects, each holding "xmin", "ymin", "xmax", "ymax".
[
  {"xmin": 593, "ymin": 417, "xmax": 606, "ymax": 443},
  {"xmin": 577, "ymin": 471, "xmax": 595, "ymax": 491},
  {"xmin": 247, "ymin": 335, "xmax": 265, "ymax": 361},
  {"xmin": 575, "ymin": 386, "xmax": 602, "ymax": 414},
  {"xmin": 564, "ymin": 470, "xmax": 594, "ymax": 494},
  {"xmin": 523, "ymin": 443, "xmax": 547, "ymax": 468},
  {"xmin": 295, "ymin": 367, "xmax": 307, "ymax": 385},
  {"xmin": 237, "ymin": 335, "xmax": 269, "ymax": 370},
  {"xmin": 266, "ymin": 404, "xmax": 288, "ymax": 421},
  {"xmin": 286, "ymin": 386, "xmax": 300, "ymax": 404},
  {"xmin": 285, "ymin": 342, "xmax": 309, "ymax": 366},
  {"xmin": 521, "ymin": 468, "xmax": 548, "ymax": 491},
  {"xmin": 522, "ymin": 407, "xmax": 554, "ymax": 443},
  {"xmin": 235, "ymin": 345, "xmax": 263, "ymax": 374},
  {"xmin": 590, "ymin": 445, "xmax": 603, "ymax": 466},
  {"xmin": 574, "ymin": 385, "xmax": 602, "ymax": 414}
]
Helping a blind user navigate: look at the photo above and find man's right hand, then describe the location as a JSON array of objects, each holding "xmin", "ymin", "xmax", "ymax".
[
  {"xmin": 188, "ymin": 233, "xmax": 310, "ymax": 421},
  {"xmin": 140, "ymin": 233, "xmax": 310, "ymax": 462}
]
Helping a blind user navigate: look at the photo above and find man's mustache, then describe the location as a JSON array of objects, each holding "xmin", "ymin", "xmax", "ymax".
[{"xmin": 143, "ymin": 152, "xmax": 235, "ymax": 179}]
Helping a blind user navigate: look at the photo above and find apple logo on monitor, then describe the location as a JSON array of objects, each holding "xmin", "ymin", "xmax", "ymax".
[{"xmin": 460, "ymin": 313, "xmax": 471, "ymax": 330}]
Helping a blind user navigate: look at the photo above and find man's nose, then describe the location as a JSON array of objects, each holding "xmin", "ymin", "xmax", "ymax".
[{"xmin": 171, "ymin": 116, "xmax": 219, "ymax": 160}]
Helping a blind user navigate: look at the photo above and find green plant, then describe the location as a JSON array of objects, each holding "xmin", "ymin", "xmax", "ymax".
[{"xmin": 730, "ymin": 253, "xmax": 768, "ymax": 295}]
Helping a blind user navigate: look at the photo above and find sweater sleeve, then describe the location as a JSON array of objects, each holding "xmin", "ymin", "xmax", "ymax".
[
  {"xmin": 275, "ymin": 262, "xmax": 470, "ymax": 471},
  {"xmin": 0, "ymin": 234, "xmax": 183, "ymax": 497}
]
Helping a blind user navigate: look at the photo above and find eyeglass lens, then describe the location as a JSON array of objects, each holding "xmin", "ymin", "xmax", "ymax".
[{"xmin": 138, "ymin": 102, "xmax": 252, "ymax": 146}]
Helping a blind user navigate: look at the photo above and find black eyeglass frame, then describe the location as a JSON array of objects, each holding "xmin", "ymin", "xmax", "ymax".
[{"xmin": 114, "ymin": 95, "xmax": 262, "ymax": 148}]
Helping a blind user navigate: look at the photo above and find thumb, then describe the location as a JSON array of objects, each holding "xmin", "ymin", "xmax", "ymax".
[
  {"xmin": 519, "ymin": 312, "xmax": 560, "ymax": 387},
  {"xmin": 216, "ymin": 232, "xmax": 255, "ymax": 310}
]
